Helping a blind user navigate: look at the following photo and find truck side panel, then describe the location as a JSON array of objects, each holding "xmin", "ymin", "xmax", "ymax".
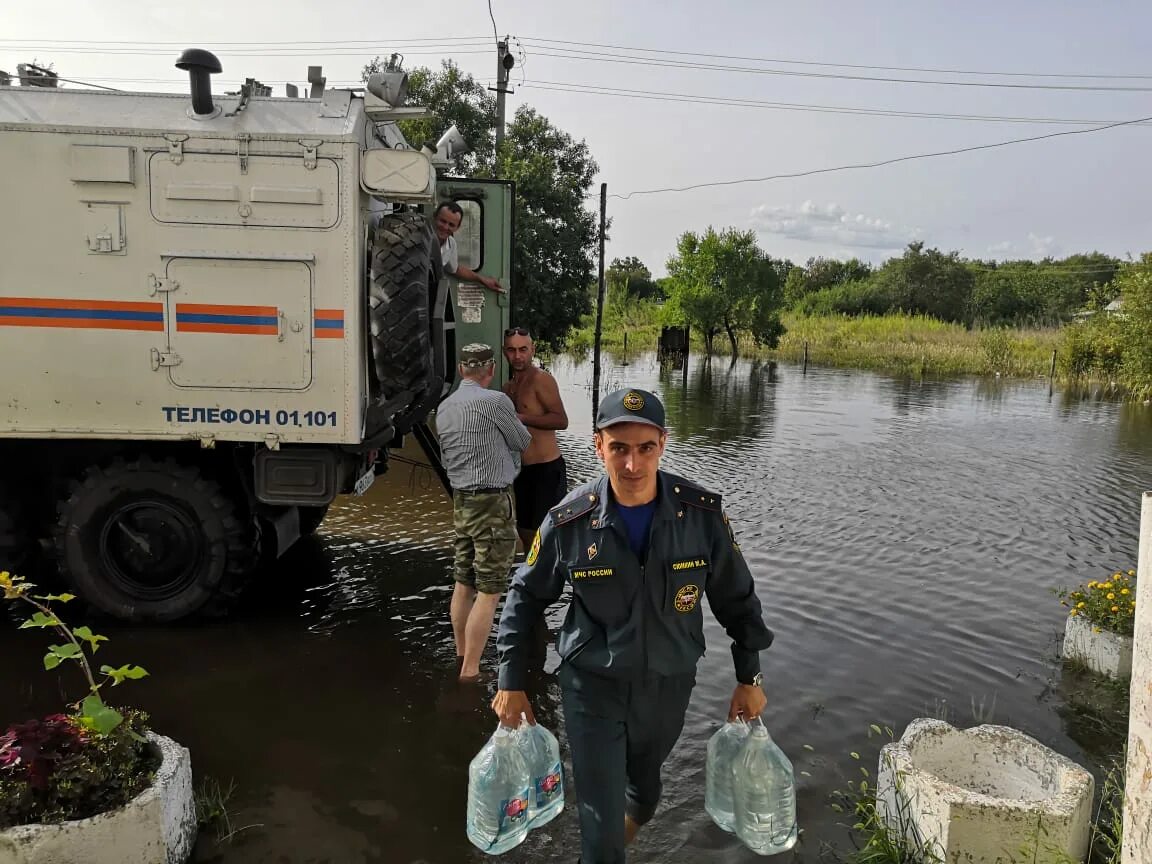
[{"xmin": 0, "ymin": 128, "xmax": 363, "ymax": 445}]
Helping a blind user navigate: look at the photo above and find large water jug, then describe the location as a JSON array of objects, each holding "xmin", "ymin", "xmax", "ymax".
[
  {"xmin": 704, "ymin": 717, "xmax": 749, "ymax": 832},
  {"xmin": 466, "ymin": 725, "xmax": 532, "ymax": 854},
  {"xmin": 732, "ymin": 716, "xmax": 798, "ymax": 856},
  {"xmin": 513, "ymin": 717, "xmax": 565, "ymax": 829}
]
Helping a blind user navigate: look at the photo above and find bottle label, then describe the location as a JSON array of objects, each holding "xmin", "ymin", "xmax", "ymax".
[
  {"xmin": 499, "ymin": 788, "xmax": 530, "ymax": 832},
  {"xmin": 535, "ymin": 762, "xmax": 563, "ymax": 806}
]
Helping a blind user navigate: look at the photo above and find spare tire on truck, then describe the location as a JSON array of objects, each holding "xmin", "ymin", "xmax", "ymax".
[
  {"xmin": 368, "ymin": 212, "xmax": 439, "ymax": 406},
  {"xmin": 53, "ymin": 457, "xmax": 255, "ymax": 622}
]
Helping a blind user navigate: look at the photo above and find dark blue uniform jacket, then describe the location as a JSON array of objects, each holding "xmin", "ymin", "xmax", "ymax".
[{"xmin": 497, "ymin": 470, "xmax": 774, "ymax": 691}]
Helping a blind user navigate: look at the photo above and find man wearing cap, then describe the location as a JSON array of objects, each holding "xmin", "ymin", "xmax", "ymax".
[
  {"xmin": 491, "ymin": 388, "xmax": 774, "ymax": 863},
  {"xmin": 437, "ymin": 343, "xmax": 531, "ymax": 683}
]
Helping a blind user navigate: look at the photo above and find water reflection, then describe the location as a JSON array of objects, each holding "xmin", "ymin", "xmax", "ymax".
[
  {"xmin": 2, "ymin": 357, "xmax": 1151, "ymax": 864},
  {"xmin": 660, "ymin": 357, "xmax": 778, "ymax": 445}
]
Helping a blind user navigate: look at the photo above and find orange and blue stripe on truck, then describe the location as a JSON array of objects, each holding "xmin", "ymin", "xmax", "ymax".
[
  {"xmin": 0, "ymin": 297, "xmax": 164, "ymax": 331},
  {"xmin": 175, "ymin": 303, "xmax": 279, "ymax": 335},
  {"xmin": 0, "ymin": 298, "xmax": 347, "ymax": 339}
]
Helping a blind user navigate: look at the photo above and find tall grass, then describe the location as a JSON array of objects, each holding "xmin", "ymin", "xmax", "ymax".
[{"xmin": 566, "ymin": 303, "xmax": 1062, "ymax": 378}]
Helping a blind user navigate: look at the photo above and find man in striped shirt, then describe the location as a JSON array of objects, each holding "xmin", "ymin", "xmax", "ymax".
[{"xmin": 437, "ymin": 343, "xmax": 532, "ymax": 683}]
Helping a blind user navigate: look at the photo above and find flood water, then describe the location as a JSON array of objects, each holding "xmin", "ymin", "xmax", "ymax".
[{"xmin": 3, "ymin": 353, "xmax": 1151, "ymax": 863}]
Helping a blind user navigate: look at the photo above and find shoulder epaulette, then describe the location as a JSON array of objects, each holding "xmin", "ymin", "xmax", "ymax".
[
  {"xmin": 549, "ymin": 490, "xmax": 600, "ymax": 526},
  {"xmin": 672, "ymin": 480, "xmax": 723, "ymax": 512}
]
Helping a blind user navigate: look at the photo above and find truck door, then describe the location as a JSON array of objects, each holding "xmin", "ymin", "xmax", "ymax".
[{"xmin": 436, "ymin": 179, "xmax": 513, "ymax": 387}]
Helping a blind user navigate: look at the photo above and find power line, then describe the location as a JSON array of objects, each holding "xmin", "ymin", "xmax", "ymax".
[
  {"xmin": 0, "ymin": 35, "xmax": 488, "ymax": 46},
  {"xmin": 0, "ymin": 44, "xmax": 492, "ymax": 57},
  {"xmin": 487, "ymin": 0, "xmax": 499, "ymax": 43},
  {"xmin": 606, "ymin": 114, "xmax": 1152, "ymax": 200},
  {"xmin": 522, "ymin": 36, "xmax": 1152, "ymax": 81},
  {"xmin": 521, "ymin": 45, "xmax": 1152, "ymax": 93},
  {"xmin": 520, "ymin": 79, "xmax": 1151, "ymax": 126}
]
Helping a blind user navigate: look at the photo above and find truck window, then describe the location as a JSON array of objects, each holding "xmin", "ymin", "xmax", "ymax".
[{"xmin": 454, "ymin": 199, "xmax": 483, "ymax": 271}]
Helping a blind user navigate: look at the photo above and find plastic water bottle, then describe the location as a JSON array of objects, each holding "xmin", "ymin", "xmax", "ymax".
[
  {"xmin": 704, "ymin": 718, "xmax": 749, "ymax": 832},
  {"xmin": 466, "ymin": 725, "xmax": 531, "ymax": 854},
  {"xmin": 513, "ymin": 717, "xmax": 565, "ymax": 829},
  {"xmin": 732, "ymin": 717, "xmax": 798, "ymax": 855}
]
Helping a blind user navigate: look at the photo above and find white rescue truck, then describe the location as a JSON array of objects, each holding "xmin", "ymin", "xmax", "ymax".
[{"xmin": 0, "ymin": 50, "xmax": 514, "ymax": 621}]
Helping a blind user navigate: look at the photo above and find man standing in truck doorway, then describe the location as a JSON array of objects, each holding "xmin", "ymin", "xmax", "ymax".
[
  {"xmin": 434, "ymin": 201, "xmax": 504, "ymax": 294},
  {"xmin": 437, "ymin": 343, "xmax": 531, "ymax": 683}
]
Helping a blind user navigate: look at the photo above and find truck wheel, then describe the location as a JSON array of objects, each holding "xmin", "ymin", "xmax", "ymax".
[
  {"xmin": 369, "ymin": 212, "xmax": 436, "ymax": 402},
  {"xmin": 54, "ymin": 458, "xmax": 252, "ymax": 622},
  {"xmin": 299, "ymin": 504, "xmax": 330, "ymax": 536}
]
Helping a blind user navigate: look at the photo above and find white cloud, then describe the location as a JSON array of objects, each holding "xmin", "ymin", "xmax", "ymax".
[
  {"xmin": 985, "ymin": 234, "xmax": 1061, "ymax": 260},
  {"xmin": 750, "ymin": 200, "xmax": 919, "ymax": 251}
]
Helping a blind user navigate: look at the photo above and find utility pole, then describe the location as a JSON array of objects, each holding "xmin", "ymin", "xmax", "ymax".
[
  {"xmin": 592, "ymin": 183, "xmax": 608, "ymax": 423},
  {"xmin": 494, "ymin": 40, "xmax": 515, "ymax": 149}
]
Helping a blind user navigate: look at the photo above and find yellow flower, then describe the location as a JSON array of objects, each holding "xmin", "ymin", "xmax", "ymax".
[
  {"xmin": 0, "ymin": 571, "xmax": 10, "ymax": 590},
  {"xmin": 1122, "ymin": 588, "xmax": 1130, "ymax": 595},
  {"xmin": 1094, "ymin": 626, "xmax": 1102, "ymax": 633},
  {"xmin": 1088, "ymin": 581, "xmax": 1097, "ymax": 588},
  {"xmin": 1128, "ymin": 569, "xmax": 1136, "ymax": 576},
  {"xmin": 1102, "ymin": 583, "xmax": 1113, "ymax": 590},
  {"xmin": 1077, "ymin": 602, "xmax": 1086, "ymax": 608},
  {"xmin": 1070, "ymin": 609, "xmax": 1079, "ymax": 616},
  {"xmin": 1114, "ymin": 572, "xmax": 1122, "ymax": 579},
  {"xmin": 1111, "ymin": 606, "xmax": 1119, "ymax": 613},
  {"xmin": 1107, "ymin": 593, "xmax": 1115, "ymax": 600}
]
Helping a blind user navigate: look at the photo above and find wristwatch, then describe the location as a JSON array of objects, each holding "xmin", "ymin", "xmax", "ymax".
[{"xmin": 742, "ymin": 672, "xmax": 763, "ymax": 688}]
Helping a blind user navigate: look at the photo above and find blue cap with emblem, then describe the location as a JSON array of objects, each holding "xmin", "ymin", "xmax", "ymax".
[{"xmin": 595, "ymin": 388, "xmax": 665, "ymax": 431}]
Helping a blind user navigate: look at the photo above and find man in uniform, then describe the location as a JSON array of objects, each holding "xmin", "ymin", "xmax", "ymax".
[
  {"xmin": 437, "ymin": 343, "xmax": 531, "ymax": 683},
  {"xmin": 491, "ymin": 388, "xmax": 774, "ymax": 863},
  {"xmin": 433, "ymin": 201, "xmax": 504, "ymax": 293}
]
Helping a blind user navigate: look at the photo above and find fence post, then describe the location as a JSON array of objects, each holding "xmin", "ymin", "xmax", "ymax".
[{"xmin": 1123, "ymin": 491, "xmax": 1152, "ymax": 864}]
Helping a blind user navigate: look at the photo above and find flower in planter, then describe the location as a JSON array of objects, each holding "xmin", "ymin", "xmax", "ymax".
[
  {"xmin": 1055, "ymin": 567, "xmax": 1138, "ymax": 638},
  {"xmin": 0, "ymin": 571, "xmax": 158, "ymax": 829}
]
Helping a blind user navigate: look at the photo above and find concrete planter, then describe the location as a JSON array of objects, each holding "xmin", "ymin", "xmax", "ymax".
[
  {"xmin": 877, "ymin": 719, "xmax": 1094, "ymax": 864},
  {"xmin": 1062, "ymin": 613, "xmax": 1134, "ymax": 679},
  {"xmin": 0, "ymin": 732, "xmax": 196, "ymax": 864}
]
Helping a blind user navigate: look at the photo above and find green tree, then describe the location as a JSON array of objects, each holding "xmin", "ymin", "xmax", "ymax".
[
  {"xmin": 783, "ymin": 256, "xmax": 873, "ymax": 308},
  {"xmin": 361, "ymin": 58, "xmax": 494, "ymax": 175},
  {"xmin": 607, "ymin": 256, "xmax": 659, "ymax": 302},
  {"xmin": 496, "ymin": 106, "xmax": 599, "ymax": 345},
  {"xmin": 360, "ymin": 61, "xmax": 599, "ymax": 346},
  {"xmin": 665, "ymin": 227, "xmax": 784, "ymax": 356},
  {"xmin": 871, "ymin": 242, "xmax": 974, "ymax": 323}
]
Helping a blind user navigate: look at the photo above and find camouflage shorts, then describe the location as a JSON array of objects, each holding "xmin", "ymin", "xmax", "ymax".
[{"xmin": 452, "ymin": 488, "xmax": 518, "ymax": 595}]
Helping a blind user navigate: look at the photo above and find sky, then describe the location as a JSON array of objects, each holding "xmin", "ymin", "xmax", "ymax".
[{"xmin": 5, "ymin": 0, "xmax": 1151, "ymax": 277}]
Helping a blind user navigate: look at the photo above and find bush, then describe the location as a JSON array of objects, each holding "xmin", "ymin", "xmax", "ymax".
[
  {"xmin": 980, "ymin": 328, "xmax": 1013, "ymax": 373},
  {"xmin": 1056, "ymin": 569, "xmax": 1138, "ymax": 637},
  {"xmin": 0, "ymin": 709, "xmax": 157, "ymax": 828}
]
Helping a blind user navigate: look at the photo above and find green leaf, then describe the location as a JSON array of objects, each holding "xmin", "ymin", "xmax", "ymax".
[
  {"xmin": 79, "ymin": 694, "xmax": 123, "ymax": 735},
  {"xmin": 74, "ymin": 626, "xmax": 108, "ymax": 651},
  {"xmin": 33, "ymin": 593, "xmax": 76, "ymax": 603},
  {"xmin": 802, "ymin": 743, "xmax": 815, "ymax": 751},
  {"xmin": 49, "ymin": 643, "xmax": 83, "ymax": 660},
  {"xmin": 869, "ymin": 723, "xmax": 883, "ymax": 736},
  {"xmin": 43, "ymin": 653, "xmax": 63, "ymax": 670},
  {"xmin": 100, "ymin": 664, "xmax": 149, "ymax": 686},
  {"xmin": 19, "ymin": 611, "xmax": 60, "ymax": 629},
  {"xmin": 850, "ymin": 751, "xmax": 861, "ymax": 760}
]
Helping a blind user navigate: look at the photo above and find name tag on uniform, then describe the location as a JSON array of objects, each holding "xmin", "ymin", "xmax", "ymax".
[
  {"xmin": 671, "ymin": 558, "xmax": 707, "ymax": 571},
  {"xmin": 572, "ymin": 567, "xmax": 614, "ymax": 580}
]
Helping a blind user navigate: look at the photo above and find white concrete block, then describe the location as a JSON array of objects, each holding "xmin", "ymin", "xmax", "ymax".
[
  {"xmin": 1122, "ymin": 490, "xmax": 1152, "ymax": 864},
  {"xmin": 1063, "ymin": 613, "xmax": 1134, "ymax": 679},
  {"xmin": 878, "ymin": 718, "xmax": 1094, "ymax": 864},
  {"xmin": 0, "ymin": 732, "xmax": 196, "ymax": 864}
]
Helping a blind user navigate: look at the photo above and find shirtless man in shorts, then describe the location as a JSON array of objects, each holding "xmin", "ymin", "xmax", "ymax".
[{"xmin": 502, "ymin": 327, "xmax": 569, "ymax": 550}]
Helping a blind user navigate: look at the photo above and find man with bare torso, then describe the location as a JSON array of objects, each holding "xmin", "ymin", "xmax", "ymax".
[{"xmin": 502, "ymin": 327, "xmax": 569, "ymax": 550}]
